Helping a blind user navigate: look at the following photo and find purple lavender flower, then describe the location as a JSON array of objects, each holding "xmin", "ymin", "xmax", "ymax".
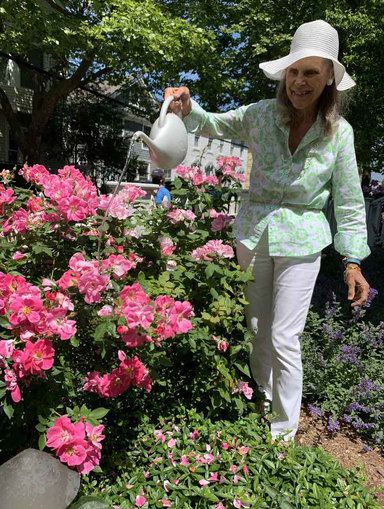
[
  {"xmin": 337, "ymin": 345, "xmax": 361, "ymax": 365},
  {"xmin": 308, "ymin": 404, "xmax": 324, "ymax": 418},
  {"xmin": 351, "ymin": 306, "xmax": 363, "ymax": 322},
  {"xmin": 326, "ymin": 418, "xmax": 340, "ymax": 433},
  {"xmin": 345, "ymin": 402, "xmax": 370, "ymax": 413},
  {"xmin": 324, "ymin": 293, "xmax": 338, "ymax": 319},
  {"xmin": 317, "ymin": 352, "xmax": 326, "ymax": 367},
  {"xmin": 362, "ymin": 445, "xmax": 372, "ymax": 453},
  {"xmin": 322, "ymin": 322, "xmax": 344, "ymax": 342},
  {"xmin": 364, "ymin": 288, "xmax": 378, "ymax": 308},
  {"xmin": 355, "ymin": 378, "xmax": 382, "ymax": 396},
  {"xmin": 343, "ymin": 414, "xmax": 352, "ymax": 424},
  {"xmin": 351, "ymin": 421, "xmax": 377, "ymax": 431}
]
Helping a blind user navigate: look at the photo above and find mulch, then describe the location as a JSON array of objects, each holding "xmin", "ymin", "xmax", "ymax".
[{"xmin": 296, "ymin": 409, "xmax": 384, "ymax": 506}]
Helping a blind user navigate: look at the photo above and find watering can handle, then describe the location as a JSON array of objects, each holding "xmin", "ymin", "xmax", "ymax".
[{"xmin": 159, "ymin": 95, "xmax": 182, "ymax": 127}]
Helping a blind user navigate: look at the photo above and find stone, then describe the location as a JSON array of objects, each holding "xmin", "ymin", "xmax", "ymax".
[
  {"xmin": 0, "ymin": 448, "xmax": 80, "ymax": 509},
  {"xmin": 69, "ymin": 496, "xmax": 110, "ymax": 508}
]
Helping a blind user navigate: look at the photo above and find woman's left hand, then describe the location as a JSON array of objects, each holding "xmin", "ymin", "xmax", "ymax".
[{"xmin": 344, "ymin": 267, "xmax": 370, "ymax": 307}]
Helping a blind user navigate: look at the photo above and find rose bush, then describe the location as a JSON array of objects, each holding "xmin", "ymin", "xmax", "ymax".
[{"xmin": 0, "ymin": 158, "xmax": 254, "ymax": 472}]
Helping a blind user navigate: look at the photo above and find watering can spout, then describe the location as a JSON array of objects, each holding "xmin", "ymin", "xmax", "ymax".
[
  {"xmin": 133, "ymin": 96, "xmax": 188, "ymax": 170},
  {"xmin": 134, "ymin": 130, "xmax": 164, "ymax": 168},
  {"xmin": 134, "ymin": 131, "xmax": 154, "ymax": 151}
]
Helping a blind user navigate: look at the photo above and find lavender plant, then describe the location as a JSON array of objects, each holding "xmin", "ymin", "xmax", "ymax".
[{"xmin": 301, "ymin": 291, "xmax": 384, "ymax": 449}]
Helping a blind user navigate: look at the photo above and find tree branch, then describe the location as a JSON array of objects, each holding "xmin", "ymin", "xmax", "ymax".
[
  {"xmin": 27, "ymin": 54, "xmax": 95, "ymax": 144},
  {"xmin": 80, "ymin": 66, "xmax": 112, "ymax": 87}
]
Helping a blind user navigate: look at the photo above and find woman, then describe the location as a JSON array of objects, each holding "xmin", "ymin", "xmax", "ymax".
[{"xmin": 165, "ymin": 20, "xmax": 370, "ymax": 441}]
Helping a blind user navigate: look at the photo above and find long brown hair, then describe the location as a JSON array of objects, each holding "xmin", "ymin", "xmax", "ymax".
[{"xmin": 276, "ymin": 61, "xmax": 343, "ymax": 136}]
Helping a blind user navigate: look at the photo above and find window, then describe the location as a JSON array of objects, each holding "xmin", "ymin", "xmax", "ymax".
[
  {"xmin": 230, "ymin": 143, "xmax": 234, "ymax": 155},
  {"xmin": 207, "ymin": 137, "xmax": 213, "ymax": 148},
  {"xmin": 137, "ymin": 161, "xmax": 148, "ymax": 180},
  {"xmin": 219, "ymin": 139, "xmax": 224, "ymax": 152},
  {"xmin": 194, "ymin": 135, "xmax": 200, "ymax": 147},
  {"xmin": 8, "ymin": 132, "xmax": 19, "ymax": 164},
  {"xmin": 124, "ymin": 120, "xmax": 142, "ymax": 133}
]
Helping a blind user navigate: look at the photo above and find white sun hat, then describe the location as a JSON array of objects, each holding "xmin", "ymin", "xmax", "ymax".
[{"xmin": 259, "ymin": 20, "xmax": 355, "ymax": 91}]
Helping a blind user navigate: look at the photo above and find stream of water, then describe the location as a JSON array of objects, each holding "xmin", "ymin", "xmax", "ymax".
[{"xmin": 96, "ymin": 133, "xmax": 140, "ymax": 260}]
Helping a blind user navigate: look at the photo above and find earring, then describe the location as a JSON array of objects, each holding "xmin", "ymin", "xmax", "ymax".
[{"xmin": 327, "ymin": 78, "xmax": 334, "ymax": 86}]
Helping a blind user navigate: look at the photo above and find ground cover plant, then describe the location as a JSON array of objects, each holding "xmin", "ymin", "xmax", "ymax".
[{"xmin": 81, "ymin": 409, "xmax": 381, "ymax": 508}]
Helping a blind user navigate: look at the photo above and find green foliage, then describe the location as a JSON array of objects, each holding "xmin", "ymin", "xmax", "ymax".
[
  {"xmin": 81, "ymin": 409, "xmax": 380, "ymax": 508},
  {"xmin": 0, "ymin": 0, "xmax": 214, "ymax": 75}
]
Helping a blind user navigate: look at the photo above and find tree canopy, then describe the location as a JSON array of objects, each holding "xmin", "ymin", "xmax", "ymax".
[
  {"xmin": 166, "ymin": 0, "xmax": 384, "ymax": 172},
  {"xmin": 0, "ymin": 0, "xmax": 383, "ymax": 171},
  {"xmin": 0, "ymin": 0, "xmax": 215, "ymax": 161}
]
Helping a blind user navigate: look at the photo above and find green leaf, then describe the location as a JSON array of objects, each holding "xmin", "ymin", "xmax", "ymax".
[
  {"xmin": 89, "ymin": 407, "xmax": 110, "ymax": 419},
  {"xmin": 70, "ymin": 336, "xmax": 80, "ymax": 347},
  {"xmin": 210, "ymin": 287, "xmax": 219, "ymax": 299},
  {"xmin": 38, "ymin": 434, "xmax": 46, "ymax": 450},
  {"xmin": 158, "ymin": 356, "xmax": 173, "ymax": 367},
  {"xmin": 205, "ymin": 264, "xmax": 216, "ymax": 278},
  {"xmin": 218, "ymin": 386, "xmax": 231, "ymax": 403},
  {"xmin": 32, "ymin": 244, "xmax": 53, "ymax": 257},
  {"xmin": 280, "ymin": 502, "xmax": 294, "ymax": 509},
  {"xmin": 38, "ymin": 414, "xmax": 51, "ymax": 425},
  {"xmin": 200, "ymin": 488, "xmax": 219, "ymax": 502},
  {"xmin": 234, "ymin": 362, "xmax": 251, "ymax": 378},
  {"xmin": 93, "ymin": 321, "xmax": 116, "ymax": 342},
  {"xmin": 3, "ymin": 400, "xmax": 14, "ymax": 419},
  {"xmin": 0, "ymin": 316, "xmax": 11, "ymax": 328}
]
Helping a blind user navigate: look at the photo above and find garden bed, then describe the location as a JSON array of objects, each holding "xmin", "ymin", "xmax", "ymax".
[
  {"xmin": 0, "ymin": 160, "xmax": 383, "ymax": 508},
  {"xmin": 298, "ymin": 409, "xmax": 384, "ymax": 505}
]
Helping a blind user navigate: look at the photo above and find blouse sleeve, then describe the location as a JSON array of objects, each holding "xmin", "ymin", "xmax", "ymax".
[
  {"xmin": 183, "ymin": 99, "xmax": 251, "ymax": 143},
  {"xmin": 331, "ymin": 122, "xmax": 370, "ymax": 260}
]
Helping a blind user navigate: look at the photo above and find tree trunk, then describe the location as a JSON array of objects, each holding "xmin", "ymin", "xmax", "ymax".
[{"xmin": 0, "ymin": 54, "xmax": 94, "ymax": 164}]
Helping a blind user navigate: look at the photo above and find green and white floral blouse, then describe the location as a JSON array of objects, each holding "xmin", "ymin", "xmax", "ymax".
[{"xmin": 184, "ymin": 98, "xmax": 370, "ymax": 259}]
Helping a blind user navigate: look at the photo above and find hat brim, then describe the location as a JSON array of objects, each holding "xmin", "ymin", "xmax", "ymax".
[{"xmin": 259, "ymin": 48, "xmax": 355, "ymax": 91}]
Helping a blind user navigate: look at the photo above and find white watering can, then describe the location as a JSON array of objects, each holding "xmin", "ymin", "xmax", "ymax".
[{"xmin": 134, "ymin": 95, "xmax": 188, "ymax": 170}]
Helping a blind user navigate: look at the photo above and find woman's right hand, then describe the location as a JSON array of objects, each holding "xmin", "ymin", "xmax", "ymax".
[{"xmin": 164, "ymin": 86, "xmax": 192, "ymax": 117}]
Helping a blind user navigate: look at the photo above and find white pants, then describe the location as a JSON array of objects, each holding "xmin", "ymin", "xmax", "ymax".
[{"xmin": 236, "ymin": 229, "xmax": 321, "ymax": 440}]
